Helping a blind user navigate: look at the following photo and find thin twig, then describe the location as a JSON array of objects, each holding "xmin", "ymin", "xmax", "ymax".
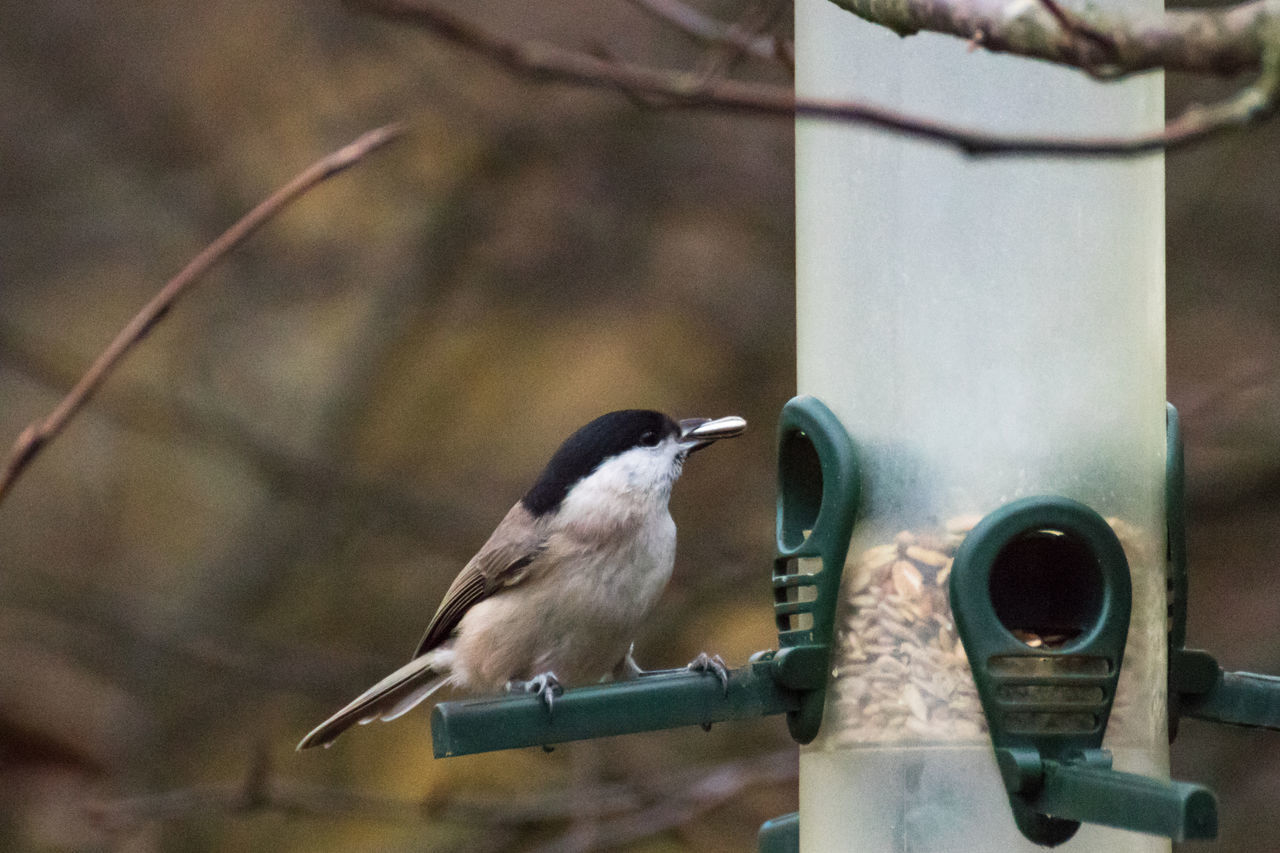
[
  {"xmin": 0, "ymin": 123, "xmax": 406, "ymax": 506},
  {"xmin": 351, "ymin": 0, "xmax": 1279, "ymax": 156},
  {"xmin": 691, "ymin": 0, "xmax": 792, "ymax": 84},
  {"xmin": 625, "ymin": 0, "xmax": 791, "ymax": 66}
]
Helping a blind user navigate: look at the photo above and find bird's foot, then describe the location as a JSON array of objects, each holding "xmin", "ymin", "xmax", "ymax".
[
  {"xmin": 687, "ymin": 652, "xmax": 730, "ymax": 695},
  {"xmin": 506, "ymin": 671, "xmax": 564, "ymax": 716}
]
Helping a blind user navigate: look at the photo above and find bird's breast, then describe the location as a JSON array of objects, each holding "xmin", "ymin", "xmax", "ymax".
[
  {"xmin": 590, "ymin": 509, "xmax": 677, "ymax": 607},
  {"xmin": 450, "ymin": 509, "xmax": 677, "ymax": 690}
]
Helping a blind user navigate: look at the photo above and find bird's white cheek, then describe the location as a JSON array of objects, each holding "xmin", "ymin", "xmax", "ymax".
[{"xmin": 559, "ymin": 443, "xmax": 682, "ymax": 526}]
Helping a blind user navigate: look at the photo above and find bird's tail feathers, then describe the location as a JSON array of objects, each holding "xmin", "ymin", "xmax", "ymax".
[
  {"xmin": 297, "ymin": 652, "xmax": 451, "ymax": 750},
  {"xmin": 378, "ymin": 675, "xmax": 448, "ymax": 722}
]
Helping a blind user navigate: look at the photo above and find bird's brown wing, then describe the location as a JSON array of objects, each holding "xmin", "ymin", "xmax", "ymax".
[{"xmin": 413, "ymin": 502, "xmax": 547, "ymax": 657}]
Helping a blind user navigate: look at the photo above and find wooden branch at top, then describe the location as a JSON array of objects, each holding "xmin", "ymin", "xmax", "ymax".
[
  {"xmin": 350, "ymin": 0, "xmax": 1280, "ymax": 156},
  {"xmin": 627, "ymin": 0, "xmax": 1275, "ymax": 80},
  {"xmin": 828, "ymin": 0, "xmax": 1275, "ymax": 79}
]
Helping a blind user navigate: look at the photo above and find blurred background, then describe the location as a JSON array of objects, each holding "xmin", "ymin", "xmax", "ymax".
[{"xmin": 1, "ymin": 0, "xmax": 1278, "ymax": 850}]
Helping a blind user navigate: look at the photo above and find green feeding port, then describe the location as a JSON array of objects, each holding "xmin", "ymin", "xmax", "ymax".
[
  {"xmin": 771, "ymin": 395, "xmax": 861, "ymax": 743},
  {"xmin": 988, "ymin": 528, "xmax": 1103, "ymax": 647},
  {"xmin": 950, "ymin": 495, "xmax": 1216, "ymax": 845},
  {"xmin": 429, "ymin": 395, "xmax": 859, "ymax": 759},
  {"xmin": 777, "ymin": 426, "xmax": 823, "ymax": 553}
]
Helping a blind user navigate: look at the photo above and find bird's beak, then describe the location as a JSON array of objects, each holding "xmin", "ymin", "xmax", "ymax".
[{"xmin": 678, "ymin": 415, "xmax": 747, "ymax": 453}]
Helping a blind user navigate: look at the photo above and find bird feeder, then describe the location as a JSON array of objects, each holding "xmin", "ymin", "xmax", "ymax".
[
  {"xmin": 426, "ymin": 2, "xmax": 1280, "ymax": 849},
  {"xmin": 784, "ymin": 0, "xmax": 1280, "ymax": 849},
  {"xmin": 425, "ymin": 399, "xmax": 1280, "ymax": 850}
]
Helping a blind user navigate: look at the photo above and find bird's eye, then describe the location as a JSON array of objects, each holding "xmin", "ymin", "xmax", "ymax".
[{"xmin": 639, "ymin": 429, "xmax": 660, "ymax": 447}]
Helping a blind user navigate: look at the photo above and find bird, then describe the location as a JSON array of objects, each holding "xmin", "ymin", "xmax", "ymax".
[{"xmin": 297, "ymin": 409, "xmax": 747, "ymax": 750}]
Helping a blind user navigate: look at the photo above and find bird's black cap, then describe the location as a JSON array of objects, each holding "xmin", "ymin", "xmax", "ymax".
[{"xmin": 521, "ymin": 410, "xmax": 679, "ymax": 517}]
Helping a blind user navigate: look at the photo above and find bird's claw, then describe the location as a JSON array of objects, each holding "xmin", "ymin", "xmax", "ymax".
[
  {"xmin": 506, "ymin": 671, "xmax": 564, "ymax": 717},
  {"xmin": 687, "ymin": 652, "xmax": 730, "ymax": 696}
]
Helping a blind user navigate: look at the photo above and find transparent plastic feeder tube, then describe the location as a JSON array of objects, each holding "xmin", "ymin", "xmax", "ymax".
[{"xmin": 795, "ymin": 1, "xmax": 1166, "ymax": 851}]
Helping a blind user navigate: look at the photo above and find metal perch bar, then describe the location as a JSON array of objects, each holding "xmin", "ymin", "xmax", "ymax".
[{"xmin": 431, "ymin": 661, "xmax": 799, "ymax": 758}]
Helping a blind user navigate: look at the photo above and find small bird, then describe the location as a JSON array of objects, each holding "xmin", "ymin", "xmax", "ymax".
[{"xmin": 297, "ymin": 409, "xmax": 746, "ymax": 750}]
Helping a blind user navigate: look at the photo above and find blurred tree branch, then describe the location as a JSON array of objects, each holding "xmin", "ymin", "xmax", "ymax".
[
  {"xmin": 350, "ymin": 0, "xmax": 1280, "ymax": 156},
  {"xmin": 626, "ymin": 0, "xmax": 795, "ymax": 67},
  {"xmin": 0, "ymin": 123, "xmax": 405, "ymax": 507},
  {"xmin": 4, "ymin": 3, "xmax": 1279, "ymax": 508},
  {"xmin": 0, "ymin": 603, "xmax": 399, "ymax": 701},
  {"xmin": 528, "ymin": 747, "xmax": 798, "ymax": 853},
  {"xmin": 0, "ymin": 329, "xmax": 481, "ymax": 542},
  {"xmin": 85, "ymin": 745, "xmax": 796, "ymax": 849},
  {"xmin": 86, "ymin": 744, "xmax": 439, "ymax": 835}
]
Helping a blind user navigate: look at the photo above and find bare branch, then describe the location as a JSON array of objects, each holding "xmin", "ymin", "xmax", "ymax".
[
  {"xmin": 691, "ymin": 0, "xmax": 793, "ymax": 82},
  {"xmin": 626, "ymin": 0, "xmax": 791, "ymax": 64},
  {"xmin": 829, "ymin": 0, "xmax": 1276, "ymax": 79},
  {"xmin": 0, "ymin": 123, "xmax": 406, "ymax": 507},
  {"xmin": 350, "ymin": 0, "xmax": 1279, "ymax": 156},
  {"xmin": 1034, "ymin": 0, "xmax": 1120, "ymax": 73}
]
